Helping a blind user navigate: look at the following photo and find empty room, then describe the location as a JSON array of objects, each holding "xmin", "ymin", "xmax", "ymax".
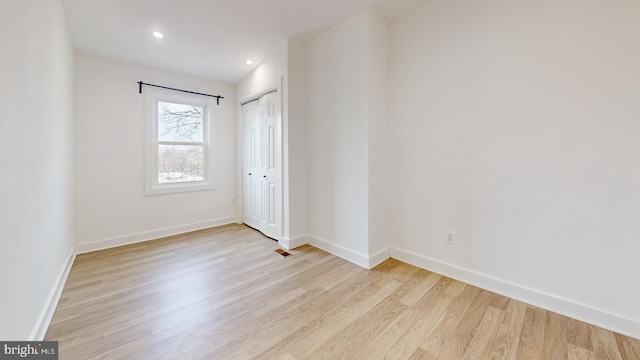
[{"xmin": 1, "ymin": 0, "xmax": 639, "ymax": 358}]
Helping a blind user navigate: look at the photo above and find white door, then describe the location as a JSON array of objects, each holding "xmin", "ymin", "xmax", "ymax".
[
  {"xmin": 262, "ymin": 92, "xmax": 281, "ymax": 238},
  {"xmin": 242, "ymin": 100, "xmax": 261, "ymax": 231},
  {"xmin": 242, "ymin": 91, "xmax": 282, "ymax": 238}
]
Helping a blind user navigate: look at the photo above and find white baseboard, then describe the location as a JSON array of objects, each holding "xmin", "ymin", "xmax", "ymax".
[
  {"xmin": 390, "ymin": 246, "xmax": 640, "ymax": 340},
  {"xmin": 369, "ymin": 247, "xmax": 390, "ymax": 269},
  {"xmin": 279, "ymin": 234, "xmax": 308, "ymax": 250},
  {"xmin": 308, "ymin": 235, "xmax": 389, "ymax": 270},
  {"xmin": 30, "ymin": 248, "xmax": 76, "ymax": 341},
  {"xmin": 309, "ymin": 235, "xmax": 370, "ymax": 269},
  {"xmin": 75, "ymin": 216, "xmax": 237, "ymax": 254}
]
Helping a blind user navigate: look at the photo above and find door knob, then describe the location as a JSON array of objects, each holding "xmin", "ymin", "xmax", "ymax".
[
  {"xmin": 249, "ymin": 173, "xmax": 252, "ymax": 175},
  {"xmin": 263, "ymin": 175, "xmax": 267, "ymax": 178}
]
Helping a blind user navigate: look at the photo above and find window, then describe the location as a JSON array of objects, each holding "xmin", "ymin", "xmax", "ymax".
[{"xmin": 145, "ymin": 89, "xmax": 214, "ymax": 195}]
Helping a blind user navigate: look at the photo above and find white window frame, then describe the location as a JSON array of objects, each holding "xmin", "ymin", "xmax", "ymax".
[{"xmin": 145, "ymin": 87, "xmax": 215, "ymax": 195}]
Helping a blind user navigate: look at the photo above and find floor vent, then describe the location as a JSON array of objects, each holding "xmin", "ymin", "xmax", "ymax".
[{"xmin": 275, "ymin": 249, "xmax": 291, "ymax": 257}]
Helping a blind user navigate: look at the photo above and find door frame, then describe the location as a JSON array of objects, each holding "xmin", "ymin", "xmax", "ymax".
[{"xmin": 237, "ymin": 78, "xmax": 283, "ymax": 241}]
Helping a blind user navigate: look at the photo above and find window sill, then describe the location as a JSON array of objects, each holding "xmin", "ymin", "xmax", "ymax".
[{"xmin": 145, "ymin": 182, "xmax": 215, "ymax": 196}]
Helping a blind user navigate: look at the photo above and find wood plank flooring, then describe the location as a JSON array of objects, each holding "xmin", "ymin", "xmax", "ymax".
[{"xmin": 45, "ymin": 224, "xmax": 640, "ymax": 359}]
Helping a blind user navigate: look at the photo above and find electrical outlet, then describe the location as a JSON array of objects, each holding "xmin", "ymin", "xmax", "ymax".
[{"xmin": 446, "ymin": 232, "xmax": 456, "ymax": 245}]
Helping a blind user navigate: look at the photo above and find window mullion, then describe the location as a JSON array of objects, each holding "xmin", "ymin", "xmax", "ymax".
[{"xmin": 158, "ymin": 141, "xmax": 204, "ymax": 146}]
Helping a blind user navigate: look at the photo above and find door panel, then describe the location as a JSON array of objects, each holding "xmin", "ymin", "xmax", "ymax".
[
  {"xmin": 242, "ymin": 100, "xmax": 261, "ymax": 231},
  {"xmin": 268, "ymin": 182, "xmax": 276, "ymax": 226},
  {"xmin": 263, "ymin": 92, "xmax": 281, "ymax": 238}
]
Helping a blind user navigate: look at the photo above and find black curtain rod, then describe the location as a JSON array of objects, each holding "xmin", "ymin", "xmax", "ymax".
[{"xmin": 138, "ymin": 81, "xmax": 224, "ymax": 105}]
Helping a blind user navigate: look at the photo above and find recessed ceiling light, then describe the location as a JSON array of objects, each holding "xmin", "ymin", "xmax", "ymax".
[
  {"xmin": 153, "ymin": 32, "xmax": 164, "ymax": 38},
  {"xmin": 245, "ymin": 59, "xmax": 254, "ymax": 65}
]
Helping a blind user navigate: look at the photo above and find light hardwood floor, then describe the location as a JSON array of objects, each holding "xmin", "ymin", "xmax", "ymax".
[{"xmin": 45, "ymin": 224, "xmax": 640, "ymax": 359}]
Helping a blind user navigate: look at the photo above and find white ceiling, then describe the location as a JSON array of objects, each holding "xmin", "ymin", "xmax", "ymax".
[{"xmin": 62, "ymin": 0, "xmax": 432, "ymax": 84}]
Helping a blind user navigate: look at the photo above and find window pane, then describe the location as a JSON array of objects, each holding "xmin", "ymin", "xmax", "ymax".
[
  {"xmin": 158, "ymin": 101, "xmax": 204, "ymax": 142},
  {"xmin": 158, "ymin": 145, "xmax": 205, "ymax": 183}
]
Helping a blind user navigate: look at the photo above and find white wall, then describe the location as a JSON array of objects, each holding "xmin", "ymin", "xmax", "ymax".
[
  {"xmin": 236, "ymin": 41, "xmax": 288, "ymax": 103},
  {"xmin": 307, "ymin": 9, "xmax": 371, "ymax": 257},
  {"xmin": 74, "ymin": 54, "xmax": 237, "ymax": 249},
  {"xmin": 287, "ymin": 40, "xmax": 309, "ymax": 241},
  {"xmin": 0, "ymin": 0, "xmax": 75, "ymax": 339},
  {"xmin": 389, "ymin": 0, "xmax": 640, "ymax": 337},
  {"xmin": 367, "ymin": 9, "xmax": 390, "ymax": 259},
  {"xmin": 306, "ymin": 8, "xmax": 390, "ymax": 268}
]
